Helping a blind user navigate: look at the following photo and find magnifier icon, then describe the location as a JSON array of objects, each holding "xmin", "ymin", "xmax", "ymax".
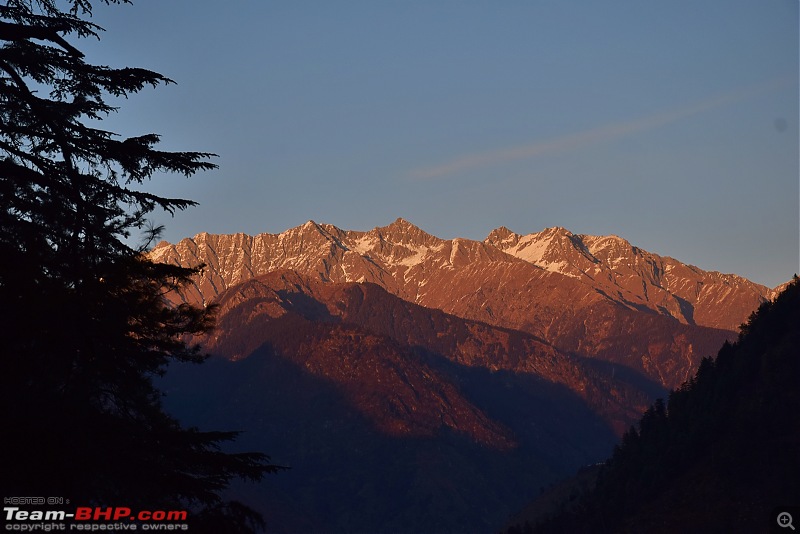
[{"xmin": 778, "ymin": 512, "xmax": 795, "ymax": 530}]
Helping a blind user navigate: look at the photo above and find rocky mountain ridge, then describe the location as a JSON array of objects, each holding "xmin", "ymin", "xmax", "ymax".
[
  {"xmin": 151, "ymin": 218, "xmax": 775, "ymax": 332},
  {"xmin": 150, "ymin": 218, "xmax": 773, "ymax": 389}
]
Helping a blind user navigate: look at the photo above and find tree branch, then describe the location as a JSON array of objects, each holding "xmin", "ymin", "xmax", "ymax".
[{"xmin": 0, "ymin": 20, "xmax": 83, "ymax": 57}]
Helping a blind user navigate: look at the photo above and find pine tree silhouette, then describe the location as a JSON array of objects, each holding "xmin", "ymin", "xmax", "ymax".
[
  {"xmin": 512, "ymin": 276, "xmax": 800, "ymax": 533},
  {"xmin": 0, "ymin": 1, "xmax": 283, "ymax": 530}
]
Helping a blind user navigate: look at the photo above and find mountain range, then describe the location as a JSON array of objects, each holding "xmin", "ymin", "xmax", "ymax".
[
  {"xmin": 151, "ymin": 218, "xmax": 782, "ymax": 532},
  {"xmin": 152, "ymin": 218, "xmax": 778, "ymax": 390}
]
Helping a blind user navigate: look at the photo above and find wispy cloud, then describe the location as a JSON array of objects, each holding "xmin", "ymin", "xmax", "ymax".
[{"xmin": 408, "ymin": 77, "xmax": 793, "ymax": 180}]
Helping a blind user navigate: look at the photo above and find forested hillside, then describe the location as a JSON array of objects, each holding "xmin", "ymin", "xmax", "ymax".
[{"xmin": 509, "ymin": 276, "xmax": 800, "ymax": 533}]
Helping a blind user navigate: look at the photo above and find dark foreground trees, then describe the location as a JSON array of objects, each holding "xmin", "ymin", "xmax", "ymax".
[
  {"xmin": 0, "ymin": 1, "xmax": 281, "ymax": 530},
  {"xmin": 509, "ymin": 276, "xmax": 800, "ymax": 533}
]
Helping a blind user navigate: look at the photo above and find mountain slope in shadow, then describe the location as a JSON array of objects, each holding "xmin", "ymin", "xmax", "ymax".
[
  {"xmin": 507, "ymin": 277, "xmax": 800, "ymax": 534},
  {"xmin": 159, "ymin": 270, "xmax": 670, "ymax": 532}
]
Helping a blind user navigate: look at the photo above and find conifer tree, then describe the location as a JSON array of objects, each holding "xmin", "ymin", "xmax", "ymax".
[
  {"xmin": 516, "ymin": 277, "xmax": 800, "ymax": 533},
  {"xmin": 0, "ymin": 1, "xmax": 280, "ymax": 529}
]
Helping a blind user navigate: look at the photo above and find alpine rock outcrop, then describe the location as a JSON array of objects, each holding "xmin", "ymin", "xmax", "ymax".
[{"xmin": 151, "ymin": 218, "xmax": 775, "ymax": 389}]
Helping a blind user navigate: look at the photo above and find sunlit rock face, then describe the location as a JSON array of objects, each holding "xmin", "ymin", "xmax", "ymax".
[{"xmin": 151, "ymin": 218, "xmax": 772, "ymax": 389}]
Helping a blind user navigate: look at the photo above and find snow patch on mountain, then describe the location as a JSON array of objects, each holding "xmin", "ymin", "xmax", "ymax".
[{"xmin": 149, "ymin": 219, "xmax": 779, "ymax": 333}]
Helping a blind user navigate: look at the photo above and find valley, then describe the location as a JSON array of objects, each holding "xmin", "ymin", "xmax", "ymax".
[{"xmin": 152, "ymin": 219, "xmax": 780, "ymax": 532}]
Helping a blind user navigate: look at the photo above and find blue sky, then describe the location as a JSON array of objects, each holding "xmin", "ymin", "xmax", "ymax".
[{"xmin": 84, "ymin": 1, "xmax": 797, "ymax": 287}]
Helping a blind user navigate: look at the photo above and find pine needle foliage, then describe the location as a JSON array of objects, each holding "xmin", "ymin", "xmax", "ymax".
[
  {"xmin": 0, "ymin": 1, "xmax": 282, "ymax": 530},
  {"xmin": 517, "ymin": 276, "xmax": 800, "ymax": 533}
]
